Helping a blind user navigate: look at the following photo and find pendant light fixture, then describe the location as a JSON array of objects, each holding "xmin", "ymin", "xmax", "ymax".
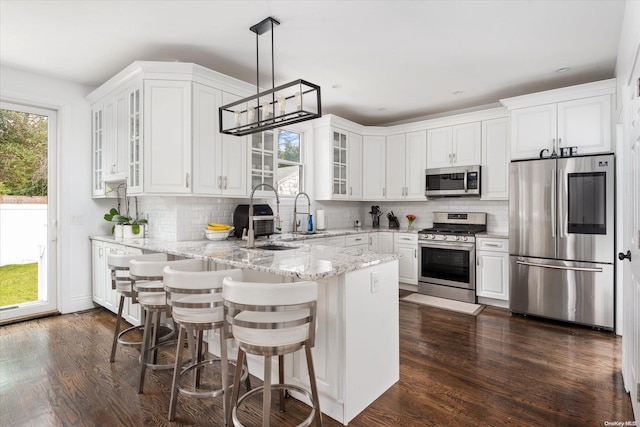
[{"xmin": 219, "ymin": 17, "xmax": 322, "ymax": 136}]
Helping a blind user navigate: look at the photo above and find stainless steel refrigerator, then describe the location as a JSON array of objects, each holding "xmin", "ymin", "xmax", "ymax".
[{"xmin": 509, "ymin": 154, "xmax": 615, "ymax": 329}]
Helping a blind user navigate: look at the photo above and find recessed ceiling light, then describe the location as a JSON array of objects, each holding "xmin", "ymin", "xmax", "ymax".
[
  {"xmin": 452, "ymin": 90, "xmax": 464, "ymax": 95},
  {"xmin": 555, "ymin": 67, "xmax": 570, "ymax": 73},
  {"xmin": 332, "ymin": 84, "xmax": 342, "ymax": 89},
  {"xmin": 377, "ymin": 107, "xmax": 387, "ymax": 111}
]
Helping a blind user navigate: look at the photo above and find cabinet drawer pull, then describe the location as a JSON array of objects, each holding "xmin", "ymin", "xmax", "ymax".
[
  {"xmin": 484, "ymin": 243, "xmax": 502, "ymax": 247},
  {"xmin": 185, "ymin": 173, "xmax": 190, "ymax": 188}
]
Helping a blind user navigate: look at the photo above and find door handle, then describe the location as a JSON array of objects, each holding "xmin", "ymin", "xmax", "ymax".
[
  {"xmin": 516, "ymin": 260, "xmax": 603, "ymax": 273},
  {"xmin": 618, "ymin": 250, "xmax": 632, "ymax": 261}
]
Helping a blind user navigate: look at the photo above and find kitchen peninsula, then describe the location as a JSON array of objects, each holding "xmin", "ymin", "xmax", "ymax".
[{"xmin": 90, "ymin": 235, "xmax": 400, "ymax": 425}]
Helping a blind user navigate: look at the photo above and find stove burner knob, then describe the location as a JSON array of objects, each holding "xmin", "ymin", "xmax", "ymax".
[
  {"xmin": 462, "ymin": 236, "xmax": 468, "ymax": 241},
  {"xmin": 429, "ymin": 234, "xmax": 435, "ymax": 239},
  {"xmin": 454, "ymin": 236, "xmax": 460, "ymax": 241},
  {"xmin": 442, "ymin": 235, "xmax": 448, "ymax": 240}
]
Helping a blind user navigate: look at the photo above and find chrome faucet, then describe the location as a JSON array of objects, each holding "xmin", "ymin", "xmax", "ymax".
[
  {"xmin": 293, "ymin": 192, "xmax": 311, "ymax": 234},
  {"xmin": 245, "ymin": 183, "xmax": 280, "ymax": 248}
]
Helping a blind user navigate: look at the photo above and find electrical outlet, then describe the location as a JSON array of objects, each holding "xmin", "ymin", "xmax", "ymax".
[{"xmin": 370, "ymin": 271, "xmax": 380, "ymax": 293}]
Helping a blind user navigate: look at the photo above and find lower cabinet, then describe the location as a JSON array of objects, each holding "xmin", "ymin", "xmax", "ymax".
[
  {"xmin": 394, "ymin": 233, "xmax": 418, "ymax": 285},
  {"xmin": 476, "ymin": 237, "xmax": 509, "ymax": 306},
  {"xmin": 91, "ymin": 240, "xmax": 143, "ymax": 325},
  {"xmin": 345, "ymin": 234, "xmax": 368, "ymax": 250}
]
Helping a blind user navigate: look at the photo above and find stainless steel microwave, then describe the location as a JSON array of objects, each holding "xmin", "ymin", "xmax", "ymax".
[{"xmin": 425, "ymin": 165, "xmax": 481, "ymax": 198}]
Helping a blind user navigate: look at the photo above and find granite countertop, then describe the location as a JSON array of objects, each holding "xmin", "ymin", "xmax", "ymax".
[{"xmin": 91, "ymin": 235, "xmax": 399, "ymax": 281}]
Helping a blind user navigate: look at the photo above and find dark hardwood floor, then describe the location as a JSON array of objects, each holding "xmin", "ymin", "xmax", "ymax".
[{"xmin": 0, "ymin": 294, "xmax": 634, "ymax": 427}]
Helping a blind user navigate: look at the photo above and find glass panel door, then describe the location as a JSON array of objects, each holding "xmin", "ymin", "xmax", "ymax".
[{"xmin": 0, "ymin": 102, "xmax": 57, "ymax": 323}]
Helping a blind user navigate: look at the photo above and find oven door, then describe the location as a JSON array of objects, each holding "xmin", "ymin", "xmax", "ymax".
[{"xmin": 418, "ymin": 240, "xmax": 475, "ymax": 289}]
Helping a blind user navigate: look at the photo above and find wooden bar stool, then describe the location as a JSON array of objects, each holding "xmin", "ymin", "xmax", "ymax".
[
  {"xmin": 164, "ymin": 267, "xmax": 250, "ymax": 422},
  {"xmin": 129, "ymin": 257, "xmax": 202, "ymax": 394},
  {"xmin": 107, "ymin": 252, "xmax": 167, "ymax": 363},
  {"xmin": 223, "ymin": 278, "xmax": 323, "ymax": 427}
]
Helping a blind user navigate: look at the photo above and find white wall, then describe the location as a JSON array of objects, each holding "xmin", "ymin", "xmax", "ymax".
[{"xmin": 0, "ymin": 65, "xmax": 100, "ymax": 314}]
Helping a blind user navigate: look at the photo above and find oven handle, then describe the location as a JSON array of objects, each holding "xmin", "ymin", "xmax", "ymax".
[
  {"xmin": 419, "ymin": 241, "xmax": 475, "ymax": 250},
  {"xmin": 515, "ymin": 260, "xmax": 603, "ymax": 273}
]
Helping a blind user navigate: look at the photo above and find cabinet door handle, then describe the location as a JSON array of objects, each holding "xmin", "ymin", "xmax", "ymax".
[
  {"xmin": 223, "ymin": 176, "xmax": 228, "ymax": 189},
  {"xmin": 452, "ymin": 153, "xmax": 456, "ymax": 163},
  {"xmin": 558, "ymin": 137, "xmax": 562, "ymax": 146},
  {"xmin": 369, "ymin": 237, "xmax": 372, "ymax": 245},
  {"xmin": 350, "ymin": 187, "xmax": 352, "ymax": 196},
  {"xmin": 218, "ymin": 176, "xmax": 222, "ymax": 189},
  {"xmin": 382, "ymin": 187, "xmax": 386, "ymax": 197},
  {"xmin": 477, "ymin": 257, "xmax": 480, "ymax": 266},
  {"xmin": 414, "ymin": 249, "xmax": 417, "ymax": 258},
  {"xmin": 185, "ymin": 173, "xmax": 190, "ymax": 188}
]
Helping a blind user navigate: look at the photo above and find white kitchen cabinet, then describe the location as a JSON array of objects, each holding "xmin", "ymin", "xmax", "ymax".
[
  {"xmin": 385, "ymin": 131, "xmax": 427, "ymax": 200},
  {"xmin": 192, "ymin": 87, "xmax": 248, "ymax": 196},
  {"xmin": 143, "ymin": 79, "xmax": 192, "ymax": 194},
  {"xmin": 362, "ymin": 135, "xmax": 386, "ymax": 199},
  {"xmin": 323, "ymin": 235, "xmax": 346, "ymax": 247},
  {"xmin": 476, "ymin": 237, "xmax": 509, "ymax": 304},
  {"xmin": 394, "ymin": 233, "xmax": 418, "ymax": 285},
  {"xmin": 426, "ymin": 122, "xmax": 481, "ymax": 169},
  {"xmin": 368, "ymin": 233, "xmax": 378, "ymax": 251},
  {"xmin": 314, "ymin": 125, "xmax": 362, "ymax": 200},
  {"xmin": 345, "ymin": 234, "xmax": 368, "ymax": 250},
  {"xmin": 481, "ymin": 117, "xmax": 510, "ymax": 200},
  {"xmin": 504, "ymin": 82, "xmax": 613, "ymax": 160},
  {"xmin": 91, "ymin": 240, "xmax": 144, "ymax": 325},
  {"xmin": 377, "ymin": 232, "xmax": 394, "ymax": 254},
  {"xmin": 91, "ymin": 106, "xmax": 105, "ymax": 197},
  {"xmin": 88, "ymin": 62, "xmax": 257, "ymax": 197},
  {"xmin": 126, "ymin": 84, "xmax": 144, "ymax": 193},
  {"xmin": 92, "ymin": 240, "xmax": 106, "ymax": 305}
]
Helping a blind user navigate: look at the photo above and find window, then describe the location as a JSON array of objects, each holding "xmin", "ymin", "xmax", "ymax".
[{"xmin": 276, "ymin": 129, "xmax": 303, "ymax": 196}]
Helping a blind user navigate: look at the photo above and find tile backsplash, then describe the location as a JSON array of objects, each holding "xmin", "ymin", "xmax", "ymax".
[{"xmin": 138, "ymin": 196, "xmax": 508, "ymax": 241}]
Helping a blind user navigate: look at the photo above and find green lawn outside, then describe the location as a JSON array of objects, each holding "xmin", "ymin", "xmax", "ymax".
[{"xmin": 0, "ymin": 263, "xmax": 38, "ymax": 306}]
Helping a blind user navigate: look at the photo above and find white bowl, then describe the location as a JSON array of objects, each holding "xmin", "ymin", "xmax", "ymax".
[{"xmin": 204, "ymin": 227, "xmax": 234, "ymax": 241}]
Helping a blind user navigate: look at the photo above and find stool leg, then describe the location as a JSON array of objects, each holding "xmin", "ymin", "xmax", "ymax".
[
  {"xmin": 244, "ymin": 356, "xmax": 252, "ymax": 391},
  {"xmin": 263, "ymin": 356, "xmax": 272, "ymax": 427},
  {"xmin": 168, "ymin": 325, "xmax": 186, "ymax": 421},
  {"xmin": 305, "ymin": 346, "xmax": 323, "ymax": 426},
  {"xmin": 278, "ymin": 355, "xmax": 285, "ymax": 412},
  {"xmin": 194, "ymin": 330, "xmax": 204, "ymax": 388},
  {"xmin": 229, "ymin": 348, "xmax": 245, "ymax": 427},
  {"xmin": 110, "ymin": 294, "xmax": 126, "ymax": 363},
  {"xmin": 137, "ymin": 307, "xmax": 152, "ymax": 394},
  {"xmin": 220, "ymin": 330, "xmax": 229, "ymax": 426},
  {"xmin": 151, "ymin": 310, "xmax": 160, "ymax": 365}
]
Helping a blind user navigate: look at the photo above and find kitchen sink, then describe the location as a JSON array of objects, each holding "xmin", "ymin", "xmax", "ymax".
[{"xmin": 255, "ymin": 244, "xmax": 299, "ymax": 251}]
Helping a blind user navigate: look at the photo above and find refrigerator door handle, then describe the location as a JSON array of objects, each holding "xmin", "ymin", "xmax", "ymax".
[
  {"xmin": 551, "ymin": 169, "xmax": 556, "ymax": 238},
  {"xmin": 516, "ymin": 260, "xmax": 603, "ymax": 273}
]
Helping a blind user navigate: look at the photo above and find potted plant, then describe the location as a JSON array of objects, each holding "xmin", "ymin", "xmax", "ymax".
[{"xmin": 104, "ymin": 194, "xmax": 147, "ymax": 239}]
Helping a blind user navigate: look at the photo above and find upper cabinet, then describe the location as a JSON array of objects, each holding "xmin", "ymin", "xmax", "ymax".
[
  {"xmin": 502, "ymin": 79, "xmax": 615, "ymax": 160},
  {"xmin": 88, "ymin": 61, "xmax": 254, "ymax": 197},
  {"xmin": 426, "ymin": 122, "xmax": 481, "ymax": 169},
  {"xmin": 481, "ymin": 117, "xmax": 510, "ymax": 200},
  {"xmin": 314, "ymin": 119, "xmax": 363, "ymax": 200},
  {"xmin": 385, "ymin": 131, "xmax": 426, "ymax": 200},
  {"xmin": 362, "ymin": 135, "xmax": 386, "ymax": 200},
  {"xmin": 192, "ymin": 88, "xmax": 247, "ymax": 197}
]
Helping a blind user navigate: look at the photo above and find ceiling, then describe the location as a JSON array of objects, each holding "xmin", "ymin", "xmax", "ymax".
[{"xmin": 0, "ymin": 0, "xmax": 626, "ymax": 126}]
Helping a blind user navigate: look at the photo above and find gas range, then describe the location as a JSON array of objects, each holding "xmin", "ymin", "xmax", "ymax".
[
  {"xmin": 418, "ymin": 212, "xmax": 487, "ymax": 243},
  {"xmin": 417, "ymin": 212, "xmax": 487, "ymax": 303}
]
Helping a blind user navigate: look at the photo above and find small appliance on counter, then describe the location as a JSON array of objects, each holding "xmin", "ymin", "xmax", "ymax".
[
  {"xmin": 369, "ymin": 206, "xmax": 382, "ymax": 228},
  {"xmin": 387, "ymin": 211, "xmax": 400, "ymax": 229},
  {"xmin": 232, "ymin": 204, "xmax": 274, "ymax": 238}
]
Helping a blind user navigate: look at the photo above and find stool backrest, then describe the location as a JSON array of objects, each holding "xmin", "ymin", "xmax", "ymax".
[
  {"xmin": 164, "ymin": 268, "xmax": 244, "ymax": 312},
  {"xmin": 223, "ymin": 279, "xmax": 318, "ymax": 348},
  {"xmin": 130, "ymin": 258, "xmax": 203, "ymax": 293},
  {"xmin": 108, "ymin": 252, "xmax": 167, "ymax": 290}
]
